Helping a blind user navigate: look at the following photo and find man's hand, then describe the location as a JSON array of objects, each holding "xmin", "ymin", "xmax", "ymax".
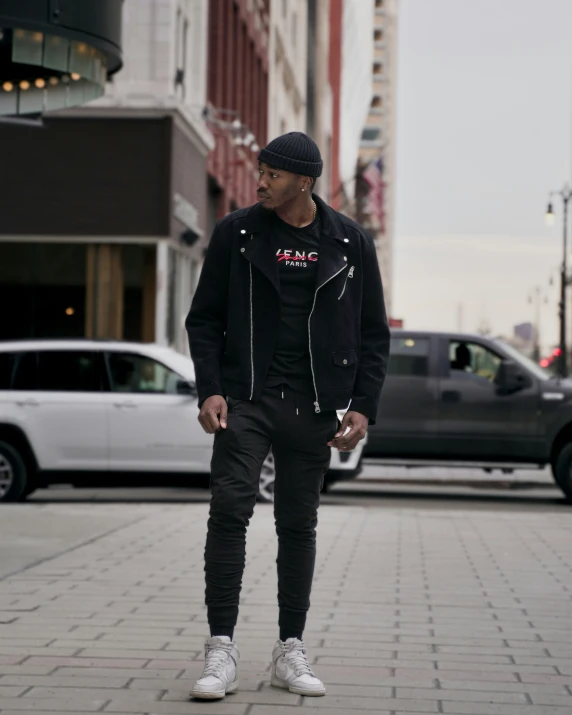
[
  {"xmin": 328, "ymin": 410, "xmax": 368, "ymax": 452},
  {"xmin": 198, "ymin": 395, "xmax": 228, "ymax": 434}
]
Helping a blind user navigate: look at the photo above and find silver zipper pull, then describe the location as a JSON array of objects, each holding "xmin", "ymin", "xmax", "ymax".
[
  {"xmin": 348, "ymin": 266, "xmax": 355, "ymax": 278},
  {"xmin": 314, "ymin": 402, "xmax": 321, "ymax": 414}
]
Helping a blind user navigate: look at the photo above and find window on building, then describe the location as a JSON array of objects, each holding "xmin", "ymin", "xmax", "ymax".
[
  {"xmin": 371, "ymin": 95, "xmax": 383, "ymax": 108},
  {"xmin": 373, "ymin": 62, "xmax": 383, "ymax": 75},
  {"xmin": 175, "ymin": 7, "xmax": 181, "ymax": 64},
  {"xmin": 182, "ymin": 18, "xmax": 188, "ymax": 88},
  {"xmin": 174, "ymin": 7, "xmax": 188, "ymax": 96},
  {"xmin": 292, "ymin": 12, "xmax": 297, "ymax": 47},
  {"xmin": 374, "ymin": 29, "xmax": 383, "ymax": 41},
  {"xmin": 361, "ymin": 126, "xmax": 381, "ymax": 142},
  {"xmin": 376, "ymin": 0, "xmax": 384, "ymax": 8},
  {"xmin": 388, "ymin": 338, "xmax": 430, "ymax": 377}
]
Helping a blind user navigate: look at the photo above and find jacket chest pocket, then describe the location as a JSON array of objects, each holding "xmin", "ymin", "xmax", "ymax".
[{"xmin": 332, "ymin": 350, "xmax": 358, "ymax": 368}]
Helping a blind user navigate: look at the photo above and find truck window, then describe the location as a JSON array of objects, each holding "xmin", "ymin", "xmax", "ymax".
[
  {"xmin": 449, "ymin": 341, "xmax": 502, "ymax": 383},
  {"xmin": 388, "ymin": 337, "xmax": 430, "ymax": 376}
]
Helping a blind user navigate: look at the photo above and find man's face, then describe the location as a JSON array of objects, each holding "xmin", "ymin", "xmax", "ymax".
[{"xmin": 257, "ymin": 162, "xmax": 308, "ymax": 210}]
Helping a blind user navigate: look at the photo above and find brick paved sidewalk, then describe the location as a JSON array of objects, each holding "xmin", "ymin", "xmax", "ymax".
[{"xmin": 1, "ymin": 501, "xmax": 572, "ymax": 714}]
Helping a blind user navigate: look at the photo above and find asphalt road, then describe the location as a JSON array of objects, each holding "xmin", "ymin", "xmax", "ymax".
[{"xmin": 18, "ymin": 462, "xmax": 564, "ymax": 512}]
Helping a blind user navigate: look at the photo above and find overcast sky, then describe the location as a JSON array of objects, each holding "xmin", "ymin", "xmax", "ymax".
[{"xmin": 393, "ymin": 0, "xmax": 572, "ymax": 351}]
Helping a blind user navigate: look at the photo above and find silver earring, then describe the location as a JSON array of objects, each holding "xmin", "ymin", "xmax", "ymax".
[{"xmin": 301, "ymin": 188, "xmax": 305, "ymax": 192}]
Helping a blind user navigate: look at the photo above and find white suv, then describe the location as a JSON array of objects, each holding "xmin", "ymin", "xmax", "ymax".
[{"xmin": 0, "ymin": 341, "xmax": 364, "ymax": 502}]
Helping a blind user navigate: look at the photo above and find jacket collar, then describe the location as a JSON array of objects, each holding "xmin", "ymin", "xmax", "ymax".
[
  {"xmin": 240, "ymin": 194, "xmax": 349, "ymax": 294},
  {"xmin": 241, "ymin": 193, "xmax": 348, "ymax": 243}
]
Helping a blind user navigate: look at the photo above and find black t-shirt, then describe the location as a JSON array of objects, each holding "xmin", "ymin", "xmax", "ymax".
[{"xmin": 266, "ymin": 213, "xmax": 320, "ymax": 394}]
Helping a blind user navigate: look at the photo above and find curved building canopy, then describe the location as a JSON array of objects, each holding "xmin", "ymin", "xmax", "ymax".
[{"xmin": 0, "ymin": 0, "xmax": 122, "ymax": 115}]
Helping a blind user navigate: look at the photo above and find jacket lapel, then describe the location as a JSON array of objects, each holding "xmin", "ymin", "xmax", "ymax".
[
  {"xmin": 241, "ymin": 231, "xmax": 280, "ymax": 294},
  {"xmin": 314, "ymin": 195, "xmax": 349, "ymax": 289},
  {"xmin": 238, "ymin": 197, "xmax": 349, "ymax": 294},
  {"xmin": 315, "ymin": 235, "xmax": 348, "ymax": 290}
]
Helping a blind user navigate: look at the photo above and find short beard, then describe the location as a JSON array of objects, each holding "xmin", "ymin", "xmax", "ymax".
[{"xmin": 258, "ymin": 201, "xmax": 275, "ymax": 212}]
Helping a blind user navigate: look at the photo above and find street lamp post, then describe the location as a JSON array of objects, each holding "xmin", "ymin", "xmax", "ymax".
[{"xmin": 546, "ymin": 184, "xmax": 572, "ymax": 378}]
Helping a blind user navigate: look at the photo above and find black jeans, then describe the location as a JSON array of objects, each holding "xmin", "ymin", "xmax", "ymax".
[{"xmin": 205, "ymin": 385, "xmax": 337, "ymax": 639}]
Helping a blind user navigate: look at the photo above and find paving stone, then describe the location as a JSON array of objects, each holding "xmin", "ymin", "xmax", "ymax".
[
  {"xmin": 0, "ymin": 675, "xmax": 132, "ymax": 688},
  {"xmin": 396, "ymin": 687, "xmax": 528, "ymax": 704},
  {"xmin": 0, "ymin": 666, "xmax": 56, "ymax": 676},
  {"xmin": 0, "ymin": 696, "xmax": 108, "ymax": 710},
  {"xmin": 438, "ymin": 680, "xmax": 570, "ymax": 695},
  {"xmin": 25, "ymin": 656, "xmax": 149, "ymax": 669},
  {"xmin": 23, "ymin": 686, "xmax": 163, "ymax": 701},
  {"xmin": 3, "ymin": 501, "xmax": 572, "ymax": 713},
  {"xmin": 0, "ymin": 686, "xmax": 29, "ymax": 696},
  {"xmin": 300, "ymin": 695, "xmax": 439, "ymax": 710},
  {"xmin": 104, "ymin": 700, "xmax": 248, "ymax": 713},
  {"xmin": 441, "ymin": 703, "xmax": 572, "ymax": 714},
  {"xmin": 248, "ymin": 708, "xmax": 390, "ymax": 715},
  {"xmin": 53, "ymin": 667, "xmax": 183, "ymax": 679}
]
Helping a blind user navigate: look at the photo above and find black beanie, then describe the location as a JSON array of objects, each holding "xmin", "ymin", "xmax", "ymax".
[{"xmin": 258, "ymin": 132, "xmax": 323, "ymax": 178}]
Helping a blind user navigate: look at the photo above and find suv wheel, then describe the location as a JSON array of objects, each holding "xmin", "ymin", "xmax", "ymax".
[
  {"xmin": 0, "ymin": 441, "xmax": 28, "ymax": 502},
  {"xmin": 552, "ymin": 443, "xmax": 572, "ymax": 500},
  {"xmin": 258, "ymin": 450, "xmax": 275, "ymax": 503}
]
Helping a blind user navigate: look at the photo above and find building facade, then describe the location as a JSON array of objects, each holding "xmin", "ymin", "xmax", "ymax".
[
  {"xmin": 0, "ymin": 0, "xmax": 212, "ymax": 354},
  {"xmin": 306, "ymin": 0, "xmax": 333, "ymax": 204},
  {"xmin": 268, "ymin": 0, "xmax": 307, "ymax": 139},
  {"xmin": 205, "ymin": 0, "xmax": 270, "ymax": 225},
  {"xmin": 337, "ymin": 0, "xmax": 375, "ymax": 215},
  {"xmin": 357, "ymin": 0, "xmax": 398, "ymax": 318}
]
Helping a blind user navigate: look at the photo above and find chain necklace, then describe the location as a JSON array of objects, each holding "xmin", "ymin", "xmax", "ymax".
[{"xmin": 312, "ymin": 200, "xmax": 317, "ymax": 221}]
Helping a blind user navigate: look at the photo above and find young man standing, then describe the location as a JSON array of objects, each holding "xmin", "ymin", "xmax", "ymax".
[{"xmin": 186, "ymin": 132, "xmax": 389, "ymax": 700}]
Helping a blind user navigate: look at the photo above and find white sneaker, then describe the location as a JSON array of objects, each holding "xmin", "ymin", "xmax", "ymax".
[
  {"xmin": 271, "ymin": 638, "xmax": 326, "ymax": 696},
  {"xmin": 190, "ymin": 636, "xmax": 239, "ymax": 700}
]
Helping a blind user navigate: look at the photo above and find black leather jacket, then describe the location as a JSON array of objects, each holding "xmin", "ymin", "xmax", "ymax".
[{"xmin": 186, "ymin": 194, "xmax": 390, "ymax": 423}]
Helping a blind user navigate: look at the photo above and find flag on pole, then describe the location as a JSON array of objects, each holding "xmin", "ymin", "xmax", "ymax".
[{"xmin": 362, "ymin": 157, "xmax": 385, "ymax": 231}]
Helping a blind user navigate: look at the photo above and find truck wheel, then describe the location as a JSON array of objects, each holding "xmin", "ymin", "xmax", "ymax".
[
  {"xmin": 0, "ymin": 440, "xmax": 28, "ymax": 502},
  {"xmin": 552, "ymin": 443, "xmax": 572, "ymax": 499}
]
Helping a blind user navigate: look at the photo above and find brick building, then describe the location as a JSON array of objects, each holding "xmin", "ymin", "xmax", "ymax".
[{"xmin": 205, "ymin": 0, "xmax": 270, "ymax": 223}]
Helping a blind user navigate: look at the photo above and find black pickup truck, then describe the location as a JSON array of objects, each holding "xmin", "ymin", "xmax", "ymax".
[{"xmin": 364, "ymin": 330, "xmax": 572, "ymax": 499}]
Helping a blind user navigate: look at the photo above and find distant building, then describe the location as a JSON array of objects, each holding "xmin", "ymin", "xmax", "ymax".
[
  {"xmin": 337, "ymin": 0, "xmax": 375, "ymax": 215},
  {"xmin": 268, "ymin": 0, "xmax": 307, "ymax": 138},
  {"xmin": 514, "ymin": 322, "xmax": 534, "ymax": 344},
  {"xmin": 356, "ymin": 0, "xmax": 398, "ymax": 319},
  {"xmin": 306, "ymin": 0, "xmax": 334, "ymax": 203}
]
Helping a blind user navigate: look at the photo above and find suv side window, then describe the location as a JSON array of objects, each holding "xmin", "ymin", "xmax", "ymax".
[
  {"xmin": 0, "ymin": 353, "xmax": 17, "ymax": 389},
  {"xmin": 12, "ymin": 352, "xmax": 38, "ymax": 390},
  {"xmin": 36, "ymin": 351, "xmax": 100, "ymax": 392},
  {"xmin": 106, "ymin": 353, "xmax": 182, "ymax": 395},
  {"xmin": 449, "ymin": 341, "xmax": 502, "ymax": 383},
  {"xmin": 388, "ymin": 337, "xmax": 430, "ymax": 377}
]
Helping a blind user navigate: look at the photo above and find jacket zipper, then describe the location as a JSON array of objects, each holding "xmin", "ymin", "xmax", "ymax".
[
  {"xmin": 308, "ymin": 264, "xmax": 348, "ymax": 413},
  {"xmin": 249, "ymin": 261, "xmax": 254, "ymax": 399},
  {"xmin": 338, "ymin": 265, "xmax": 355, "ymax": 300}
]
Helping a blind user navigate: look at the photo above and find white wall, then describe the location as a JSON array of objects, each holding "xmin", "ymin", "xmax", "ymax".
[
  {"xmin": 92, "ymin": 0, "xmax": 211, "ymax": 145},
  {"xmin": 339, "ymin": 0, "xmax": 375, "ymax": 189}
]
